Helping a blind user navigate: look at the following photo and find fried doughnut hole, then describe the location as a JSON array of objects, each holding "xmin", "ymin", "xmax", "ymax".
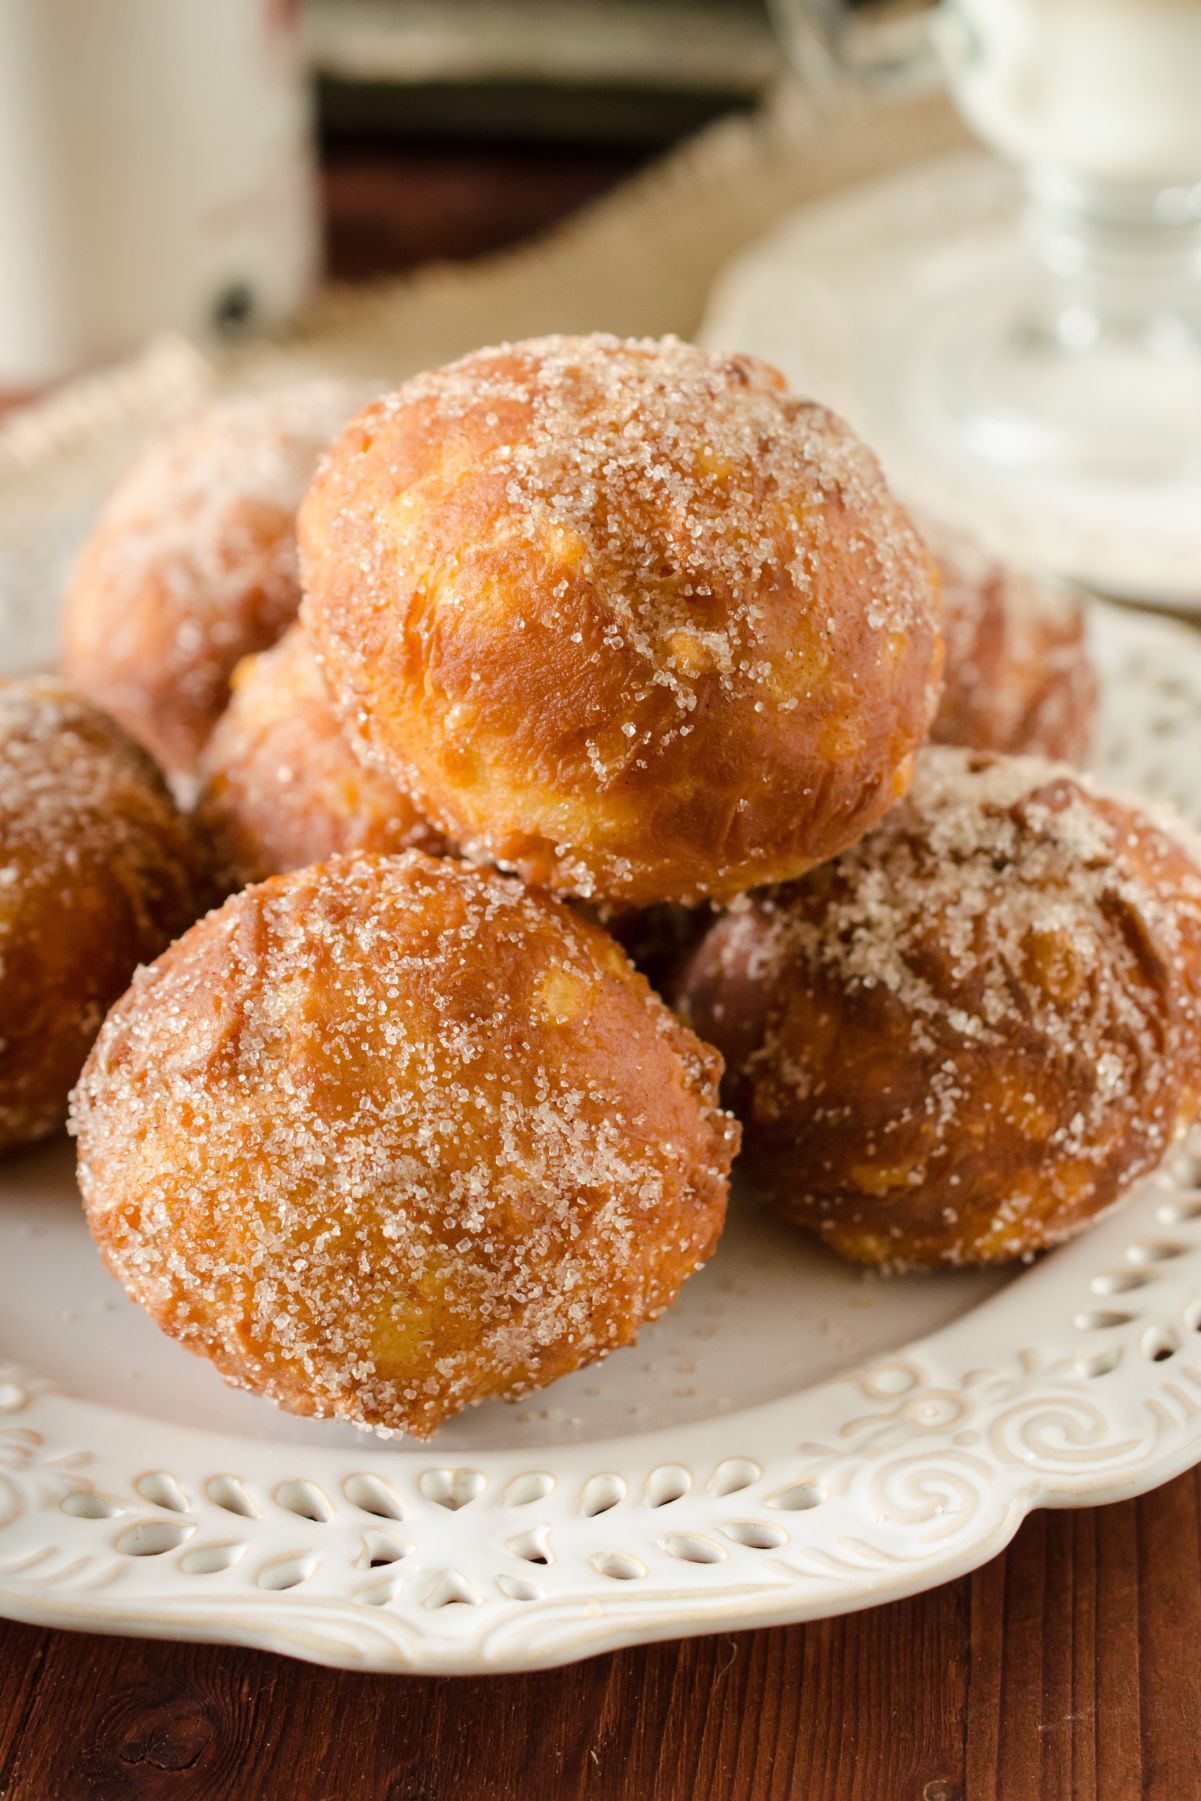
[
  {"xmin": 923, "ymin": 515, "xmax": 1096, "ymax": 763},
  {"xmin": 300, "ymin": 334, "xmax": 941, "ymax": 907},
  {"xmin": 62, "ymin": 381, "xmax": 368, "ymax": 780},
  {"xmin": 198, "ymin": 625, "xmax": 445, "ymax": 889},
  {"xmin": 0, "ymin": 679, "xmax": 206, "ymax": 1154},
  {"xmin": 73, "ymin": 852, "xmax": 738, "ymax": 1436},
  {"xmin": 674, "ymin": 747, "xmax": 1201, "ymax": 1268}
]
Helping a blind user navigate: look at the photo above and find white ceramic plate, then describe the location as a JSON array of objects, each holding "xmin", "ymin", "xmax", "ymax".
[{"xmin": 2, "ymin": 602, "xmax": 1201, "ymax": 1674}]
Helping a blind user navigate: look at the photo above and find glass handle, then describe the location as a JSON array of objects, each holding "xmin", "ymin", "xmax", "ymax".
[{"xmin": 769, "ymin": 0, "xmax": 943, "ymax": 101}]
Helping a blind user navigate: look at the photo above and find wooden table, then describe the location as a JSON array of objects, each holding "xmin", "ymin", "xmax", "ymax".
[
  {"xmin": 2, "ymin": 1476, "xmax": 1200, "ymax": 1799},
  {"xmin": 4, "ymin": 134, "xmax": 1199, "ymax": 1801}
]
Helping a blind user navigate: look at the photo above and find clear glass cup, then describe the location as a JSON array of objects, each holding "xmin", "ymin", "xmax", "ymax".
[{"xmin": 770, "ymin": 0, "xmax": 1201, "ymax": 565}]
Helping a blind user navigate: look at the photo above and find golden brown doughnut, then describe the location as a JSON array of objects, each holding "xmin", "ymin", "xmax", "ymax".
[
  {"xmin": 674, "ymin": 747, "xmax": 1201, "ymax": 1268},
  {"xmin": 73, "ymin": 851, "xmax": 737, "ymax": 1436},
  {"xmin": 0, "ymin": 678, "xmax": 206, "ymax": 1155},
  {"xmin": 198, "ymin": 624, "xmax": 445, "ymax": 889},
  {"xmin": 299, "ymin": 334, "xmax": 941, "ymax": 907},
  {"xmin": 922, "ymin": 515, "xmax": 1097, "ymax": 762},
  {"xmin": 62, "ymin": 380, "xmax": 368, "ymax": 781}
]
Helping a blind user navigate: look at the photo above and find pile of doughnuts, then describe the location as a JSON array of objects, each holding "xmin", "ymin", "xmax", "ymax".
[
  {"xmin": 0, "ymin": 680, "xmax": 206, "ymax": 1154},
  {"xmin": 62, "ymin": 380, "xmax": 371, "ymax": 784},
  {"xmin": 9, "ymin": 329, "xmax": 1196, "ymax": 1439}
]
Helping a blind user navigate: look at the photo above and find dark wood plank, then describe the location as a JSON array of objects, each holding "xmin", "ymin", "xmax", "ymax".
[
  {"xmin": 320, "ymin": 138, "xmax": 646, "ymax": 283},
  {"xmin": 0, "ymin": 1605, "xmax": 960, "ymax": 1801},
  {"xmin": 1090, "ymin": 1498, "xmax": 1144, "ymax": 1801},
  {"xmin": 967, "ymin": 1511, "xmax": 1084, "ymax": 1800},
  {"xmin": 1134, "ymin": 1471, "xmax": 1201, "ymax": 1801},
  {"xmin": 0, "ymin": 1623, "xmax": 51, "ymax": 1801},
  {"xmin": 0, "ymin": 1630, "xmax": 296, "ymax": 1800}
]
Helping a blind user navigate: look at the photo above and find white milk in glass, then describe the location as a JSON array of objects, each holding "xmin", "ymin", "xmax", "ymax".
[{"xmin": 940, "ymin": 0, "xmax": 1201, "ymax": 182}]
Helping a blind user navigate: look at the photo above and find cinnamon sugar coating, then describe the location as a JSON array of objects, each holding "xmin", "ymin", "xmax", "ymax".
[
  {"xmin": 73, "ymin": 852, "xmax": 738, "ymax": 1436},
  {"xmin": 923, "ymin": 516, "xmax": 1097, "ymax": 763},
  {"xmin": 62, "ymin": 381, "xmax": 368, "ymax": 779},
  {"xmin": 0, "ymin": 679, "xmax": 207, "ymax": 1155},
  {"xmin": 674, "ymin": 747, "xmax": 1201, "ymax": 1267},
  {"xmin": 299, "ymin": 334, "xmax": 942, "ymax": 907},
  {"xmin": 198, "ymin": 625, "xmax": 445, "ymax": 890}
]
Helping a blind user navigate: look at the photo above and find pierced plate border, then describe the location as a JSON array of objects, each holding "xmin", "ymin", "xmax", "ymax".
[{"xmin": 2, "ymin": 604, "xmax": 1201, "ymax": 1674}]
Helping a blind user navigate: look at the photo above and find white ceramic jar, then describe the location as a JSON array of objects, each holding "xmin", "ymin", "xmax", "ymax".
[{"xmin": 0, "ymin": 0, "xmax": 320, "ymax": 387}]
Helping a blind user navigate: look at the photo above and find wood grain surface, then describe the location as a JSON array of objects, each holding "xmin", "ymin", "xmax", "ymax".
[
  {"xmin": 4, "ymin": 139, "xmax": 1200, "ymax": 1801},
  {"xmin": 1, "ymin": 1470, "xmax": 1200, "ymax": 1799}
]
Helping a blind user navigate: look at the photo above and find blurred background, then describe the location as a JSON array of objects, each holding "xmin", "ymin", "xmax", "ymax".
[
  {"xmin": 3, "ymin": 0, "xmax": 1197, "ymax": 603},
  {"xmin": 313, "ymin": 0, "xmax": 782, "ymax": 276},
  {"xmin": 0, "ymin": 0, "xmax": 795, "ymax": 393}
]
